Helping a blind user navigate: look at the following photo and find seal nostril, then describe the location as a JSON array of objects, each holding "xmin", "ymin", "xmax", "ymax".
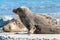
[{"xmin": 13, "ymin": 9, "xmax": 17, "ymax": 13}]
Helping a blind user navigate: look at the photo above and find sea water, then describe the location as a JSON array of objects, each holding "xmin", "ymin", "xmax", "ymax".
[{"xmin": 0, "ymin": 0, "xmax": 60, "ymax": 18}]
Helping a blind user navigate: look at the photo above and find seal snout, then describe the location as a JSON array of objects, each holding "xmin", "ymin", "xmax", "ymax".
[
  {"xmin": 13, "ymin": 7, "xmax": 23, "ymax": 13},
  {"xmin": 13, "ymin": 9, "xmax": 17, "ymax": 13}
]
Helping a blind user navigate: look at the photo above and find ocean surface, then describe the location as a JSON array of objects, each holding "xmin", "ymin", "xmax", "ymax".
[{"xmin": 0, "ymin": 0, "xmax": 60, "ymax": 18}]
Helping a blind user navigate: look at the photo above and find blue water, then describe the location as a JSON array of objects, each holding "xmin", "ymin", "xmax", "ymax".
[{"xmin": 0, "ymin": 0, "xmax": 60, "ymax": 18}]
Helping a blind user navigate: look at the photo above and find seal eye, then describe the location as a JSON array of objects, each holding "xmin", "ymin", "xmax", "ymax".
[{"xmin": 17, "ymin": 8, "xmax": 23, "ymax": 12}]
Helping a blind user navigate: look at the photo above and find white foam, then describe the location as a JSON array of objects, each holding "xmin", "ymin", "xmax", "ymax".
[{"xmin": 3, "ymin": 15, "xmax": 12, "ymax": 21}]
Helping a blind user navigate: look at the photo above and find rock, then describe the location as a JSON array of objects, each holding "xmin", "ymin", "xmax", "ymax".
[
  {"xmin": 13, "ymin": 6, "xmax": 60, "ymax": 34},
  {"xmin": 3, "ymin": 18, "xmax": 28, "ymax": 32}
]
